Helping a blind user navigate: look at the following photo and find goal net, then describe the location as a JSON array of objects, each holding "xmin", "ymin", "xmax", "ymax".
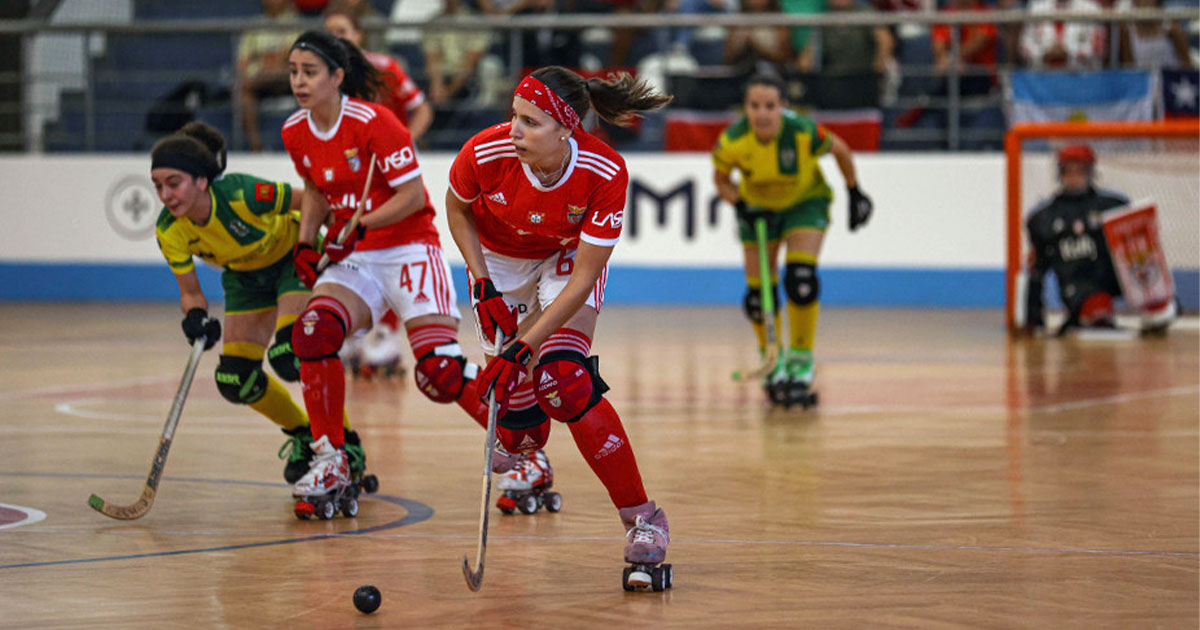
[{"xmin": 1005, "ymin": 121, "xmax": 1199, "ymax": 331}]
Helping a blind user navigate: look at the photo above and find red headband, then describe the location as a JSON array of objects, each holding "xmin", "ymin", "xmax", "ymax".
[{"xmin": 514, "ymin": 76, "xmax": 580, "ymax": 129}]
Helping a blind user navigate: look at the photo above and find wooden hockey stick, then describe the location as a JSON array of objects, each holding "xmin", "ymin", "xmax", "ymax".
[
  {"xmin": 87, "ymin": 337, "xmax": 207, "ymax": 520},
  {"xmin": 316, "ymin": 152, "xmax": 377, "ymax": 273},
  {"xmin": 462, "ymin": 332, "xmax": 506, "ymax": 591},
  {"xmin": 732, "ymin": 217, "xmax": 780, "ymax": 382}
]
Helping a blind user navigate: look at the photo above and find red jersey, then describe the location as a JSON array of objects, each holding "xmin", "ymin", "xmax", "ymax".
[
  {"xmin": 282, "ymin": 95, "xmax": 439, "ymax": 251},
  {"xmin": 364, "ymin": 50, "xmax": 425, "ymax": 126},
  {"xmin": 449, "ymin": 123, "xmax": 628, "ymax": 260}
]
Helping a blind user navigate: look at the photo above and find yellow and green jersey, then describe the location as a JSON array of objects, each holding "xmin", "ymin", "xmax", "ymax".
[
  {"xmin": 712, "ymin": 110, "xmax": 833, "ymax": 210},
  {"xmin": 155, "ymin": 173, "xmax": 296, "ymax": 275}
]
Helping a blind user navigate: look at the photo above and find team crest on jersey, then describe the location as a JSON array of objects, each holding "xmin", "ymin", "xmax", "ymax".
[
  {"xmin": 323, "ymin": 168, "xmax": 334, "ymax": 182},
  {"xmin": 228, "ymin": 218, "xmax": 250, "ymax": 238},
  {"xmin": 254, "ymin": 182, "xmax": 275, "ymax": 202},
  {"xmin": 344, "ymin": 148, "xmax": 362, "ymax": 172},
  {"xmin": 528, "ymin": 211, "xmax": 544, "ymax": 224},
  {"xmin": 566, "ymin": 204, "xmax": 586, "ymax": 224},
  {"xmin": 779, "ymin": 148, "xmax": 796, "ymax": 171}
]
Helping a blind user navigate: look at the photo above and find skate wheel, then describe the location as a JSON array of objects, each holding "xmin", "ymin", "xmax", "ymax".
[
  {"xmin": 545, "ymin": 492, "xmax": 563, "ymax": 513},
  {"xmin": 651, "ymin": 565, "xmax": 667, "ymax": 592},
  {"xmin": 294, "ymin": 500, "xmax": 315, "ymax": 520},
  {"xmin": 360, "ymin": 474, "xmax": 379, "ymax": 494},
  {"xmin": 342, "ymin": 497, "xmax": 359, "ymax": 518},
  {"xmin": 624, "ymin": 566, "xmax": 652, "ymax": 590},
  {"xmin": 662, "ymin": 564, "xmax": 673, "ymax": 589},
  {"xmin": 622, "ymin": 566, "xmax": 635, "ymax": 592},
  {"xmin": 517, "ymin": 493, "xmax": 539, "ymax": 515},
  {"xmin": 316, "ymin": 500, "xmax": 336, "ymax": 520},
  {"xmin": 496, "ymin": 495, "xmax": 517, "ymax": 515}
]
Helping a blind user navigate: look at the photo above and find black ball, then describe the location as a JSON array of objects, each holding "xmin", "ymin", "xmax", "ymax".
[{"xmin": 353, "ymin": 584, "xmax": 381, "ymax": 614}]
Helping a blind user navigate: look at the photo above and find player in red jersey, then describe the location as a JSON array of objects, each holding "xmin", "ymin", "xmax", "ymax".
[
  {"xmin": 446, "ymin": 66, "xmax": 677, "ymax": 590},
  {"xmin": 282, "ymin": 30, "xmax": 490, "ymax": 519}
]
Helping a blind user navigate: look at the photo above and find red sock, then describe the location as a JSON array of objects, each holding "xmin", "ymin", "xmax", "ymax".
[
  {"xmin": 407, "ymin": 323, "xmax": 457, "ymax": 359},
  {"xmin": 299, "ymin": 358, "xmax": 345, "ymax": 448},
  {"xmin": 567, "ymin": 398, "xmax": 648, "ymax": 509}
]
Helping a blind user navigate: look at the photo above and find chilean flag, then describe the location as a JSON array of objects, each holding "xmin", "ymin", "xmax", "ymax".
[{"xmin": 1161, "ymin": 69, "xmax": 1199, "ymax": 119}]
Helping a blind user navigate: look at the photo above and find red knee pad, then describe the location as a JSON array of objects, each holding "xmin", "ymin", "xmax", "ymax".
[
  {"xmin": 533, "ymin": 351, "xmax": 609, "ymax": 423},
  {"xmin": 292, "ymin": 297, "xmax": 348, "ymax": 361},
  {"xmin": 1079, "ymin": 292, "xmax": 1115, "ymax": 326},
  {"xmin": 414, "ymin": 344, "xmax": 469, "ymax": 403},
  {"xmin": 497, "ymin": 411, "xmax": 551, "ymax": 454}
]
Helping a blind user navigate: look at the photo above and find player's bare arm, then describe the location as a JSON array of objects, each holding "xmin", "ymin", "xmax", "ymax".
[
  {"xmin": 829, "ymin": 132, "xmax": 858, "ymax": 188},
  {"xmin": 175, "ymin": 270, "xmax": 208, "ymax": 314},
  {"xmin": 714, "ymin": 168, "xmax": 740, "ymax": 205},
  {"xmin": 297, "ymin": 179, "xmax": 331, "ymax": 245},
  {"xmin": 356, "ymin": 176, "xmax": 426, "ymax": 230},
  {"xmin": 444, "ymin": 189, "xmax": 491, "ymax": 281}
]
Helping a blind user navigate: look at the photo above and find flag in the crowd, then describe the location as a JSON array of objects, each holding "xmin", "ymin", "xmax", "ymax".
[
  {"xmin": 1005, "ymin": 70, "xmax": 1155, "ymax": 124},
  {"xmin": 1161, "ymin": 69, "xmax": 1199, "ymax": 119}
]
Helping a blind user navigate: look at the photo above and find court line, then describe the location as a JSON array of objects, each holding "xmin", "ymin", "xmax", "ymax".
[
  {"xmin": 0, "ymin": 375, "xmax": 176, "ymax": 401},
  {"xmin": 0, "ymin": 472, "xmax": 434, "ymax": 571}
]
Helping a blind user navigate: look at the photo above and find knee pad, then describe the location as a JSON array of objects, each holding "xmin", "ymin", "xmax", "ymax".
[
  {"xmin": 784, "ymin": 262, "xmax": 819, "ymax": 306},
  {"xmin": 214, "ymin": 355, "xmax": 268, "ymax": 405},
  {"xmin": 532, "ymin": 350, "xmax": 610, "ymax": 423},
  {"xmin": 267, "ymin": 323, "xmax": 300, "ymax": 381},
  {"xmin": 292, "ymin": 302, "xmax": 347, "ymax": 361},
  {"xmin": 497, "ymin": 406, "xmax": 551, "ymax": 453},
  {"xmin": 743, "ymin": 284, "xmax": 780, "ymax": 324},
  {"xmin": 413, "ymin": 343, "xmax": 475, "ymax": 403}
]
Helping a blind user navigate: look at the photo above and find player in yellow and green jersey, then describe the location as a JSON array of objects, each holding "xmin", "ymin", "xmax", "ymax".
[
  {"xmin": 712, "ymin": 74, "xmax": 874, "ymax": 407},
  {"xmin": 151, "ymin": 121, "xmax": 361, "ymax": 484}
]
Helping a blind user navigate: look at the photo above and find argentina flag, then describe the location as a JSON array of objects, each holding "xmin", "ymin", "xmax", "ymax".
[{"xmin": 1005, "ymin": 70, "xmax": 1156, "ymax": 124}]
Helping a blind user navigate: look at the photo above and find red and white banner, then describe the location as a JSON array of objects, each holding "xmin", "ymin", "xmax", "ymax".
[{"xmin": 1103, "ymin": 200, "xmax": 1174, "ymax": 311}]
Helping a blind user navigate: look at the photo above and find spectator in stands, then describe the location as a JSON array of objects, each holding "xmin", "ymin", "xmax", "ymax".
[
  {"xmin": 800, "ymin": 0, "xmax": 894, "ymax": 75},
  {"xmin": 932, "ymin": 0, "xmax": 998, "ymax": 96},
  {"xmin": 781, "ymin": 0, "xmax": 822, "ymax": 69},
  {"xmin": 1018, "ymin": 0, "xmax": 1108, "ymax": 68},
  {"xmin": 1118, "ymin": 0, "xmax": 1194, "ymax": 69},
  {"xmin": 581, "ymin": 0, "xmax": 664, "ymax": 68},
  {"xmin": 724, "ymin": 0, "xmax": 793, "ymax": 75},
  {"xmin": 477, "ymin": 0, "xmax": 582, "ymax": 70},
  {"xmin": 665, "ymin": 0, "xmax": 737, "ymax": 54},
  {"xmin": 422, "ymin": 0, "xmax": 495, "ymax": 105},
  {"xmin": 324, "ymin": 6, "xmax": 435, "ymax": 140},
  {"xmin": 238, "ymin": 0, "xmax": 302, "ymax": 152}
]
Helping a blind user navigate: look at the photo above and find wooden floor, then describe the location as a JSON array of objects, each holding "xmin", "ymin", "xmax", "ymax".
[{"xmin": 0, "ymin": 303, "xmax": 1196, "ymax": 629}]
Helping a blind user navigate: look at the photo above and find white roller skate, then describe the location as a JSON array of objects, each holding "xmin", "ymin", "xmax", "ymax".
[
  {"xmin": 495, "ymin": 449, "xmax": 561, "ymax": 515},
  {"xmin": 619, "ymin": 500, "xmax": 673, "ymax": 592},
  {"xmin": 292, "ymin": 435, "xmax": 359, "ymax": 520},
  {"xmin": 359, "ymin": 325, "xmax": 405, "ymax": 379}
]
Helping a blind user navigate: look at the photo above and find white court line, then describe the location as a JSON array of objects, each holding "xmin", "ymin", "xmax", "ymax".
[
  {"xmin": 0, "ymin": 503, "xmax": 47, "ymax": 530},
  {"xmin": 0, "ymin": 375, "xmax": 176, "ymax": 401}
]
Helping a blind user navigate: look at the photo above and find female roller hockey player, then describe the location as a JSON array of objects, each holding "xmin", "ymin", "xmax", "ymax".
[
  {"xmin": 151, "ymin": 121, "xmax": 329, "ymax": 485},
  {"xmin": 282, "ymin": 30, "xmax": 493, "ymax": 519},
  {"xmin": 712, "ymin": 74, "xmax": 873, "ymax": 407},
  {"xmin": 446, "ymin": 66, "xmax": 676, "ymax": 591}
]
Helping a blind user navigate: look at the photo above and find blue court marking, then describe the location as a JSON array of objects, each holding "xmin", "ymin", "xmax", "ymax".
[{"xmin": 0, "ymin": 471, "xmax": 434, "ymax": 571}]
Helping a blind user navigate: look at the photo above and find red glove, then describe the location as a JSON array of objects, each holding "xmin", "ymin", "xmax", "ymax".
[
  {"xmin": 472, "ymin": 277, "xmax": 517, "ymax": 345},
  {"xmin": 479, "ymin": 340, "xmax": 532, "ymax": 404},
  {"xmin": 292, "ymin": 243, "xmax": 322, "ymax": 289},
  {"xmin": 324, "ymin": 219, "xmax": 365, "ymax": 263}
]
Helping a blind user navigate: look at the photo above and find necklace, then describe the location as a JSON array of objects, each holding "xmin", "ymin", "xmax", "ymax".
[{"xmin": 532, "ymin": 144, "xmax": 571, "ymax": 187}]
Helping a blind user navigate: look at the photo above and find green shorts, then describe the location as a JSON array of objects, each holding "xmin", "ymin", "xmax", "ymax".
[
  {"xmin": 737, "ymin": 197, "xmax": 831, "ymax": 244},
  {"xmin": 221, "ymin": 253, "xmax": 309, "ymax": 314}
]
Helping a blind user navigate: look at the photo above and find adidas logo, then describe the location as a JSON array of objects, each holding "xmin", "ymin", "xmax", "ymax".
[
  {"xmin": 487, "ymin": 192, "xmax": 507, "ymax": 205},
  {"xmin": 594, "ymin": 433, "xmax": 624, "ymax": 460}
]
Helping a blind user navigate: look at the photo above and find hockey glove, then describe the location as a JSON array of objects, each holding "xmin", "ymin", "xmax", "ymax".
[
  {"xmin": 181, "ymin": 307, "xmax": 221, "ymax": 350},
  {"xmin": 735, "ymin": 199, "xmax": 770, "ymax": 226},
  {"xmin": 324, "ymin": 219, "xmax": 365, "ymax": 263},
  {"xmin": 472, "ymin": 277, "xmax": 517, "ymax": 344},
  {"xmin": 479, "ymin": 340, "xmax": 533, "ymax": 404},
  {"xmin": 847, "ymin": 186, "xmax": 873, "ymax": 232},
  {"xmin": 292, "ymin": 243, "xmax": 322, "ymax": 289}
]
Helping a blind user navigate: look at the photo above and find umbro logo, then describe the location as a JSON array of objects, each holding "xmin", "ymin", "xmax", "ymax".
[{"xmin": 487, "ymin": 192, "xmax": 507, "ymax": 205}]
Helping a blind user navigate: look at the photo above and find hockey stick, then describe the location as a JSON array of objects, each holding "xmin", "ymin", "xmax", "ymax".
[
  {"xmin": 462, "ymin": 332, "xmax": 506, "ymax": 591},
  {"xmin": 732, "ymin": 217, "xmax": 779, "ymax": 382},
  {"xmin": 316, "ymin": 152, "xmax": 377, "ymax": 273},
  {"xmin": 87, "ymin": 336, "xmax": 207, "ymax": 520}
]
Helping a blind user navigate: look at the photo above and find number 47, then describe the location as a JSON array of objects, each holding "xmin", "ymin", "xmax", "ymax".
[{"xmin": 399, "ymin": 261, "xmax": 427, "ymax": 292}]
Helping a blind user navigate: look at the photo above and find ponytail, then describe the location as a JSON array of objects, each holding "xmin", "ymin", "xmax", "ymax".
[
  {"xmin": 291, "ymin": 30, "xmax": 385, "ymax": 101},
  {"xmin": 531, "ymin": 66, "xmax": 673, "ymax": 129}
]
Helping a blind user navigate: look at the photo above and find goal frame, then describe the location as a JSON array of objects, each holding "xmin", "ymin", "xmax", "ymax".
[{"xmin": 1004, "ymin": 120, "xmax": 1200, "ymax": 331}]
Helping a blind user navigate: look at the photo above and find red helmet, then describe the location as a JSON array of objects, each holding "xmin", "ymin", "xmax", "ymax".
[{"xmin": 1057, "ymin": 144, "xmax": 1096, "ymax": 166}]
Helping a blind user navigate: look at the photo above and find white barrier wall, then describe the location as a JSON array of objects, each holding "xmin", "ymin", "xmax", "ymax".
[{"xmin": 0, "ymin": 152, "xmax": 1007, "ymax": 269}]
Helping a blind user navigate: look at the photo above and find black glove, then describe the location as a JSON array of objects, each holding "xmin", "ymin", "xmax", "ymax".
[
  {"xmin": 735, "ymin": 199, "xmax": 770, "ymax": 226},
  {"xmin": 181, "ymin": 307, "xmax": 221, "ymax": 350},
  {"xmin": 848, "ymin": 186, "xmax": 873, "ymax": 232}
]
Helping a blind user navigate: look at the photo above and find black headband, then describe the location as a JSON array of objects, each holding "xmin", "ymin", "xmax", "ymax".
[
  {"xmin": 293, "ymin": 41, "xmax": 341, "ymax": 70},
  {"xmin": 152, "ymin": 151, "xmax": 215, "ymax": 179}
]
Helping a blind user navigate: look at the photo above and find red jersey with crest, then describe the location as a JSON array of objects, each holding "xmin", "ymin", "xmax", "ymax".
[
  {"xmin": 281, "ymin": 95, "xmax": 439, "ymax": 251},
  {"xmin": 365, "ymin": 51, "xmax": 425, "ymax": 126},
  {"xmin": 448, "ymin": 122, "xmax": 627, "ymax": 260}
]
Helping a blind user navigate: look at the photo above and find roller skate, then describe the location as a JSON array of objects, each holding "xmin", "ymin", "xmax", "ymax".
[
  {"xmin": 292, "ymin": 435, "xmax": 360, "ymax": 520},
  {"xmin": 495, "ymin": 449, "xmax": 561, "ymax": 515},
  {"xmin": 278, "ymin": 424, "xmax": 314, "ymax": 484},
  {"xmin": 358, "ymin": 325, "xmax": 405, "ymax": 379},
  {"xmin": 619, "ymin": 500, "xmax": 673, "ymax": 592},
  {"xmin": 491, "ymin": 441, "xmax": 520, "ymax": 474},
  {"xmin": 777, "ymin": 349, "xmax": 818, "ymax": 409},
  {"xmin": 343, "ymin": 429, "xmax": 379, "ymax": 494},
  {"xmin": 763, "ymin": 357, "xmax": 790, "ymax": 406}
]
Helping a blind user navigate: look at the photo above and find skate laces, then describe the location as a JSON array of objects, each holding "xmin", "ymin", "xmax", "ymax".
[
  {"xmin": 343, "ymin": 442, "xmax": 365, "ymax": 472},
  {"xmin": 627, "ymin": 514, "xmax": 666, "ymax": 546},
  {"xmin": 278, "ymin": 433, "xmax": 309, "ymax": 463}
]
